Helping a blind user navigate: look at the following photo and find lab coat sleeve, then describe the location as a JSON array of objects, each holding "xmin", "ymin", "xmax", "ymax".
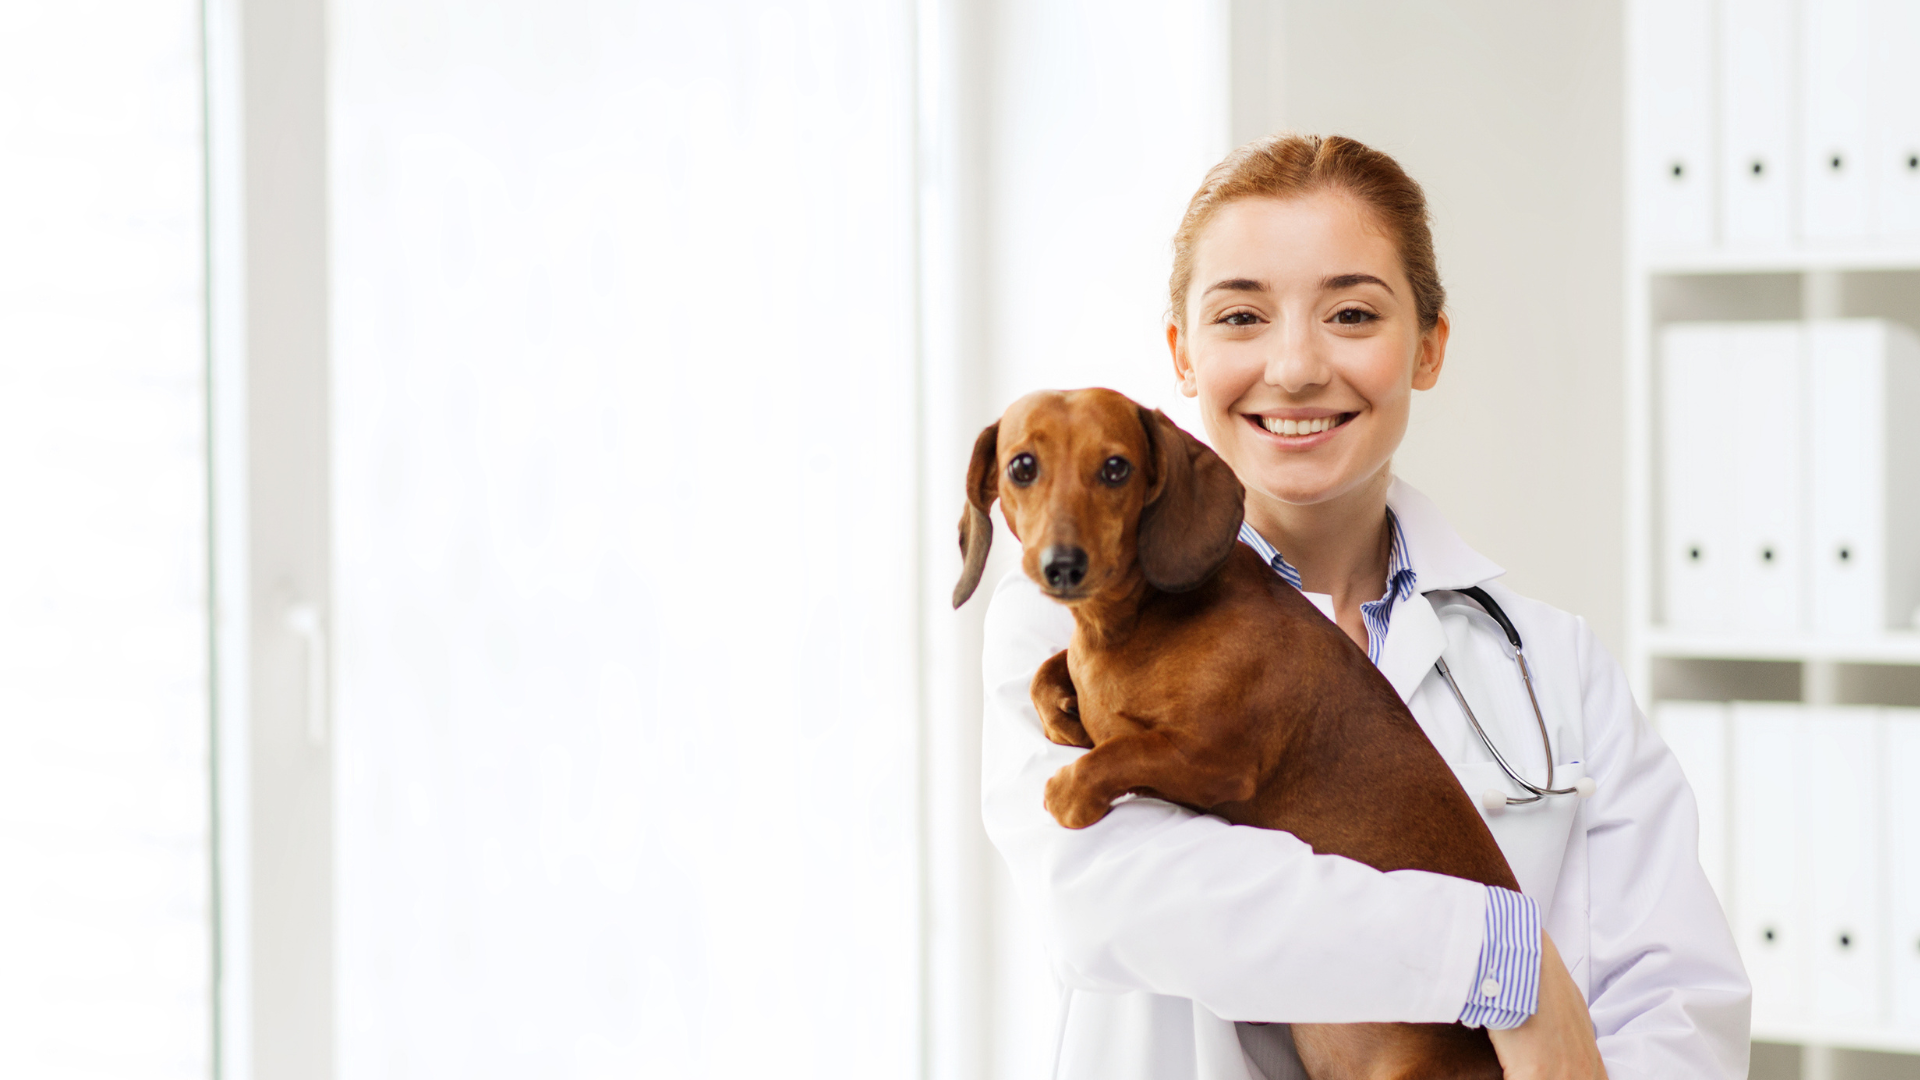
[
  {"xmin": 980, "ymin": 571, "xmax": 1492, "ymax": 1024},
  {"xmin": 1574, "ymin": 618, "xmax": 1752, "ymax": 1079}
]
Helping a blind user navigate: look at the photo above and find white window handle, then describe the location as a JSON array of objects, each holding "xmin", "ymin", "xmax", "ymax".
[{"xmin": 285, "ymin": 603, "xmax": 328, "ymax": 746}]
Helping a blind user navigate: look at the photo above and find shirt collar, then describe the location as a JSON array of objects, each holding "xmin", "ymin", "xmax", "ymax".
[
  {"xmin": 1236, "ymin": 507, "xmax": 1419, "ymax": 598},
  {"xmin": 1232, "ymin": 477, "xmax": 1504, "ymax": 605}
]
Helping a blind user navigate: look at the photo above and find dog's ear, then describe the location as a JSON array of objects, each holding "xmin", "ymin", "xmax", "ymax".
[
  {"xmin": 952, "ymin": 420, "xmax": 1001, "ymax": 608},
  {"xmin": 1137, "ymin": 407, "xmax": 1244, "ymax": 592}
]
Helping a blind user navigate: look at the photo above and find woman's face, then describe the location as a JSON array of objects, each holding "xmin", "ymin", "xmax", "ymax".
[{"xmin": 1168, "ymin": 192, "xmax": 1447, "ymax": 511}]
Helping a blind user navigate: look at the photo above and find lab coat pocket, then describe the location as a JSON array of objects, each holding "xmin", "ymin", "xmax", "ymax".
[{"xmin": 1447, "ymin": 760, "xmax": 1584, "ymax": 913}]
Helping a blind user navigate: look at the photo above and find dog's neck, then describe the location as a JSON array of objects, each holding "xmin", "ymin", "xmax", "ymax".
[{"xmin": 1065, "ymin": 565, "xmax": 1154, "ymax": 650}]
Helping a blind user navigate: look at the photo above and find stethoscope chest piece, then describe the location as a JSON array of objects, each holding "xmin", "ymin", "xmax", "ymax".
[{"xmin": 1428, "ymin": 586, "xmax": 1597, "ymax": 811}]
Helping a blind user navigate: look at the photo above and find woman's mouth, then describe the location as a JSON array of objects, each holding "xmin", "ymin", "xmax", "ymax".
[{"xmin": 1247, "ymin": 412, "xmax": 1356, "ymax": 438}]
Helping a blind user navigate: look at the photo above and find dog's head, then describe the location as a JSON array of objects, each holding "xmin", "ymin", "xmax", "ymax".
[{"xmin": 951, "ymin": 388, "xmax": 1245, "ymax": 608}]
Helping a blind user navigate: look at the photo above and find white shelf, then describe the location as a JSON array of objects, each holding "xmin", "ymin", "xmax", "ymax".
[
  {"xmin": 1753, "ymin": 1023, "xmax": 1920, "ymax": 1056},
  {"xmin": 1640, "ymin": 247, "xmax": 1920, "ymax": 275},
  {"xmin": 1642, "ymin": 630, "xmax": 1920, "ymax": 666}
]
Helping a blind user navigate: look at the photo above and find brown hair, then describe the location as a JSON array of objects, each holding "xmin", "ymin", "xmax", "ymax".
[{"xmin": 1169, "ymin": 133, "xmax": 1445, "ymax": 332}]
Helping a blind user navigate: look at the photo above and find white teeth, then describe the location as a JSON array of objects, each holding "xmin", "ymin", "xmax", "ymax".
[{"xmin": 1262, "ymin": 415, "xmax": 1341, "ymax": 436}]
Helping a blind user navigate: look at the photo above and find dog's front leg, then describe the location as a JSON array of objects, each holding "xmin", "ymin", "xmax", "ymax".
[
  {"xmin": 1044, "ymin": 729, "xmax": 1258, "ymax": 829},
  {"xmin": 1030, "ymin": 650, "xmax": 1091, "ymax": 748}
]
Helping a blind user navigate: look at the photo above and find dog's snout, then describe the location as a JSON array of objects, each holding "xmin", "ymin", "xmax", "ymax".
[{"xmin": 1040, "ymin": 545, "xmax": 1089, "ymax": 590}]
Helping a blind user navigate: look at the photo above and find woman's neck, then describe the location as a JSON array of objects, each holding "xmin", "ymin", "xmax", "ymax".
[{"xmin": 1243, "ymin": 467, "xmax": 1394, "ymax": 650}]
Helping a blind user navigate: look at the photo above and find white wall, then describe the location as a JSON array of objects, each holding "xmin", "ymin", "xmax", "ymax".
[
  {"xmin": 329, "ymin": 3, "xmax": 922, "ymax": 1077},
  {"xmin": 0, "ymin": 3, "xmax": 212, "ymax": 1075},
  {"xmin": 985, "ymin": 0, "xmax": 1228, "ymax": 431},
  {"xmin": 1245, "ymin": 0, "xmax": 1628, "ymax": 654}
]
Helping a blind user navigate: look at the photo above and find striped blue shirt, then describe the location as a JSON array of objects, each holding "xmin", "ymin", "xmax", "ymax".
[
  {"xmin": 1237, "ymin": 511, "xmax": 1541, "ymax": 1030},
  {"xmin": 1235, "ymin": 510, "xmax": 1415, "ymax": 664}
]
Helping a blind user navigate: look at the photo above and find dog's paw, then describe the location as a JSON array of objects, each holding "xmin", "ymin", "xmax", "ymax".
[
  {"xmin": 1044, "ymin": 767, "xmax": 1111, "ymax": 829},
  {"xmin": 1041, "ymin": 709, "xmax": 1093, "ymax": 748}
]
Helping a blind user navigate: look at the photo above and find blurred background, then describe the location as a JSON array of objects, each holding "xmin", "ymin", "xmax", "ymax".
[{"xmin": 4, "ymin": 0, "xmax": 1919, "ymax": 1077}]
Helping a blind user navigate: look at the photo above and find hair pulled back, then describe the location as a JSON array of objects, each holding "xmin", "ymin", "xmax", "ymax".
[{"xmin": 1169, "ymin": 133, "xmax": 1445, "ymax": 332}]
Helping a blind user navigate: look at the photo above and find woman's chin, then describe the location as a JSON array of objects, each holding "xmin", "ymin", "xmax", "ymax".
[{"xmin": 1242, "ymin": 463, "xmax": 1380, "ymax": 511}]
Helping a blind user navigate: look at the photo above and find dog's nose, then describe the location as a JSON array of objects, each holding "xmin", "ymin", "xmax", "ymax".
[{"xmin": 1040, "ymin": 545, "xmax": 1089, "ymax": 590}]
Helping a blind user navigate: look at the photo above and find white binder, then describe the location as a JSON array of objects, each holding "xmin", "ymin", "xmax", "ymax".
[
  {"xmin": 1728, "ymin": 324, "xmax": 1804, "ymax": 633},
  {"xmin": 1870, "ymin": 0, "xmax": 1920, "ymax": 241},
  {"xmin": 1807, "ymin": 320, "xmax": 1920, "ymax": 634},
  {"xmin": 1630, "ymin": 0, "xmax": 1716, "ymax": 251},
  {"xmin": 1732, "ymin": 702, "xmax": 1805, "ymax": 1028},
  {"xmin": 1887, "ymin": 709, "xmax": 1920, "ymax": 1027},
  {"xmin": 1800, "ymin": 0, "xmax": 1874, "ymax": 242},
  {"xmin": 1661, "ymin": 325, "xmax": 1739, "ymax": 631},
  {"xmin": 1719, "ymin": 0, "xmax": 1797, "ymax": 246},
  {"xmin": 1803, "ymin": 706, "xmax": 1885, "ymax": 1025},
  {"xmin": 1656, "ymin": 701, "xmax": 1730, "ymax": 905}
]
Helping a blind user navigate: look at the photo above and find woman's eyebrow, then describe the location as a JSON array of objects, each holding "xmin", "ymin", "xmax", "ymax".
[
  {"xmin": 1323, "ymin": 272, "xmax": 1394, "ymax": 293},
  {"xmin": 1203, "ymin": 277, "xmax": 1266, "ymax": 296}
]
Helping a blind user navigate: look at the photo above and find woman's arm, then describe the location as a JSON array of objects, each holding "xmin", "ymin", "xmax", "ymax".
[
  {"xmin": 980, "ymin": 570, "xmax": 1493, "ymax": 1023},
  {"xmin": 1572, "ymin": 619, "xmax": 1751, "ymax": 1079}
]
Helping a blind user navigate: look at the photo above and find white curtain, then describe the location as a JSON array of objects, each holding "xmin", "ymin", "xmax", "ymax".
[
  {"xmin": 330, "ymin": 2, "xmax": 921, "ymax": 1076},
  {"xmin": 0, "ymin": 3, "xmax": 211, "ymax": 1076}
]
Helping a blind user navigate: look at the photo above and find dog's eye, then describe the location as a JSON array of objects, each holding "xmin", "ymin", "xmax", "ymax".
[
  {"xmin": 1007, "ymin": 453, "xmax": 1037, "ymax": 486},
  {"xmin": 1100, "ymin": 456, "xmax": 1132, "ymax": 485}
]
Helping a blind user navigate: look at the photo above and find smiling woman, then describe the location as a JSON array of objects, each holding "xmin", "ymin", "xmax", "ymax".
[{"xmin": 975, "ymin": 132, "xmax": 1749, "ymax": 1080}]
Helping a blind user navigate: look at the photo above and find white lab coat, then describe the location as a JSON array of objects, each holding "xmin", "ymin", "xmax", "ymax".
[{"xmin": 980, "ymin": 479, "xmax": 1751, "ymax": 1080}]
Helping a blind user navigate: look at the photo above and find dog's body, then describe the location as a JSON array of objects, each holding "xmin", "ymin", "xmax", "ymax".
[{"xmin": 954, "ymin": 389, "xmax": 1519, "ymax": 1080}]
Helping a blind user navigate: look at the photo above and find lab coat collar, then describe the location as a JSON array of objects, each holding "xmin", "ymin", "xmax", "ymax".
[
  {"xmin": 1375, "ymin": 479, "xmax": 1506, "ymax": 701},
  {"xmin": 1384, "ymin": 478, "xmax": 1506, "ymax": 593}
]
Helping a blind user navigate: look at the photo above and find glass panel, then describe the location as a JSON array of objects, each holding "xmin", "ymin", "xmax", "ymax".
[
  {"xmin": 0, "ymin": 4, "xmax": 212, "ymax": 1076},
  {"xmin": 331, "ymin": 3, "xmax": 920, "ymax": 1076}
]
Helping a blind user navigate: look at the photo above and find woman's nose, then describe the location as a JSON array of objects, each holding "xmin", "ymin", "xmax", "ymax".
[{"xmin": 1262, "ymin": 315, "xmax": 1330, "ymax": 393}]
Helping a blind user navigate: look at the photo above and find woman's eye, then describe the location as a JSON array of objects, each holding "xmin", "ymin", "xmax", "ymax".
[
  {"xmin": 1220, "ymin": 311, "xmax": 1261, "ymax": 327},
  {"xmin": 1099, "ymin": 456, "xmax": 1132, "ymax": 485},
  {"xmin": 1007, "ymin": 453, "xmax": 1037, "ymax": 485},
  {"xmin": 1331, "ymin": 307, "xmax": 1377, "ymax": 325}
]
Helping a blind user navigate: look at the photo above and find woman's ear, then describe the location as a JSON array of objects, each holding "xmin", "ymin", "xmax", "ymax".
[
  {"xmin": 1136, "ymin": 407, "xmax": 1245, "ymax": 592},
  {"xmin": 1413, "ymin": 311, "xmax": 1449, "ymax": 391},
  {"xmin": 1166, "ymin": 321, "xmax": 1197, "ymax": 398},
  {"xmin": 952, "ymin": 421, "xmax": 1000, "ymax": 608}
]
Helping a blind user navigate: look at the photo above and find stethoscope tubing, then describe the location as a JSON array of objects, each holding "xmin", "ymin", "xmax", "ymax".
[{"xmin": 1426, "ymin": 586, "xmax": 1592, "ymax": 806}]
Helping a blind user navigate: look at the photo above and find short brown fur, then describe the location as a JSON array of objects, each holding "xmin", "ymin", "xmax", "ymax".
[{"xmin": 955, "ymin": 388, "xmax": 1518, "ymax": 1080}]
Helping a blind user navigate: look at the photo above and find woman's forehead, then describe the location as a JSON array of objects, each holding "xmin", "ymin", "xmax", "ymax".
[{"xmin": 1192, "ymin": 193, "xmax": 1403, "ymax": 287}]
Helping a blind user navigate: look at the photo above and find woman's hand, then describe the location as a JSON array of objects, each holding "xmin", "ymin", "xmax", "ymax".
[{"xmin": 1486, "ymin": 934, "xmax": 1608, "ymax": 1079}]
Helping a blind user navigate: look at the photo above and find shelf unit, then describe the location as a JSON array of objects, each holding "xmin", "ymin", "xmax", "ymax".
[
  {"xmin": 1623, "ymin": 251, "xmax": 1920, "ymax": 704},
  {"xmin": 1626, "ymin": 240, "xmax": 1920, "ymax": 1066},
  {"xmin": 1623, "ymin": 0, "xmax": 1920, "ymax": 1067}
]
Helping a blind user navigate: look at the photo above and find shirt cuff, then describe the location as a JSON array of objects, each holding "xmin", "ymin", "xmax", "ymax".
[{"xmin": 1456, "ymin": 886, "xmax": 1541, "ymax": 1030}]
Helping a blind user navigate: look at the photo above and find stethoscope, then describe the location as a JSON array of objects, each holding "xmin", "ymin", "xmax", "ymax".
[{"xmin": 1424, "ymin": 586, "xmax": 1597, "ymax": 811}]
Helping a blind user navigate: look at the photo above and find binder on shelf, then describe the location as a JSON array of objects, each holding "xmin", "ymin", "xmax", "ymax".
[
  {"xmin": 1800, "ymin": 0, "xmax": 1874, "ymax": 242},
  {"xmin": 1807, "ymin": 320, "xmax": 1920, "ymax": 635},
  {"xmin": 1732, "ymin": 702, "xmax": 1804, "ymax": 1029},
  {"xmin": 1870, "ymin": 0, "xmax": 1920, "ymax": 242},
  {"xmin": 1719, "ymin": 0, "xmax": 1797, "ymax": 246},
  {"xmin": 1728, "ymin": 324, "xmax": 1804, "ymax": 633},
  {"xmin": 1803, "ymin": 706, "xmax": 1885, "ymax": 1025},
  {"xmin": 1886, "ymin": 709, "xmax": 1920, "ymax": 1027},
  {"xmin": 1655, "ymin": 701, "xmax": 1730, "ymax": 905},
  {"xmin": 1630, "ymin": 0, "xmax": 1716, "ymax": 252},
  {"xmin": 1661, "ymin": 325, "xmax": 1739, "ymax": 631}
]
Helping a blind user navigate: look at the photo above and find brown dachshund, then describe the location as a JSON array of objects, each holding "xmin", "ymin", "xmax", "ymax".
[{"xmin": 952, "ymin": 388, "xmax": 1520, "ymax": 1080}]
